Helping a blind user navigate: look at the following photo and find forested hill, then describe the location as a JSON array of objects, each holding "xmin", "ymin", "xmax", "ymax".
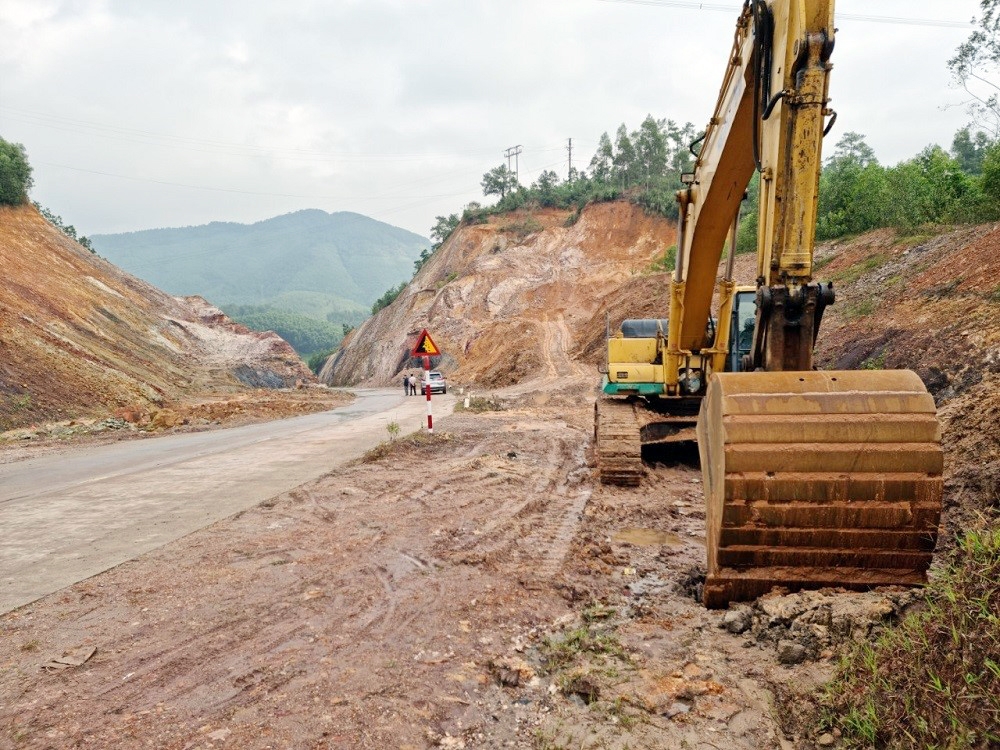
[{"xmin": 90, "ymin": 210, "xmax": 429, "ymax": 317}]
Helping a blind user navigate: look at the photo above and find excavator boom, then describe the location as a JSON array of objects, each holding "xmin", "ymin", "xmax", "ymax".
[
  {"xmin": 595, "ymin": 0, "xmax": 943, "ymax": 606},
  {"xmin": 677, "ymin": 0, "xmax": 943, "ymax": 606}
]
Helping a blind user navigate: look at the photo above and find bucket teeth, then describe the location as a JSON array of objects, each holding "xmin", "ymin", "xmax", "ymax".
[{"xmin": 698, "ymin": 370, "xmax": 943, "ymax": 608}]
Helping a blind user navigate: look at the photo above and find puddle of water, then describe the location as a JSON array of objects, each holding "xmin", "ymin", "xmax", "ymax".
[{"xmin": 612, "ymin": 527, "xmax": 684, "ymax": 547}]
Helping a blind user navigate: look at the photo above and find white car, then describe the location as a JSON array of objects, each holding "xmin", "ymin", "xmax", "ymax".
[{"xmin": 427, "ymin": 370, "xmax": 447, "ymax": 394}]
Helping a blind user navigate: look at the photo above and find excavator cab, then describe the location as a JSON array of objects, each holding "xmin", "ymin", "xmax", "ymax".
[{"xmin": 727, "ymin": 289, "xmax": 756, "ymax": 373}]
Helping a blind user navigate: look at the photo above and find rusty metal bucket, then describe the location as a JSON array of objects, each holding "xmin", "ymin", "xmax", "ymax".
[{"xmin": 697, "ymin": 370, "xmax": 943, "ymax": 608}]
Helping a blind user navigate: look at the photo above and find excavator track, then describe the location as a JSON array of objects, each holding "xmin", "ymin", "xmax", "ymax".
[
  {"xmin": 698, "ymin": 370, "xmax": 943, "ymax": 608},
  {"xmin": 594, "ymin": 399, "xmax": 644, "ymax": 486}
]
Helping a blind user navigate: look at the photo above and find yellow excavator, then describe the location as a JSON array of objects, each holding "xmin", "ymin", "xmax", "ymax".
[{"xmin": 595, "ymin": 0, "xmax": 943, "ymax": 607}]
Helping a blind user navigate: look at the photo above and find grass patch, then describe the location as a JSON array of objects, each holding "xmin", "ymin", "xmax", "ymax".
[
  {"xmin": 859, "ymin": 351, "xmax": 886, "ymax": 370},
  {"xmin": 361, "ymin": 430, "xmax": 452, "ymax": 463},
  {"xmin": 843, "ymin": 298, "xmax": 877, "ymax": 319},
  {"xmin": 454, "ymin": 395, "xmax": 507, "ymax": 413},
  {"xmin": 648, "ymin": 244, "xmax": 676, "ymax": 273},
  {"xmin": 501, "ymin": 217, "xmax": 543, "ymax": 241},
  {"xmin": 813, "ymin": 254, "xmax": 836, "ymax": 273},
  {"xmin": 893, "ymin": 226, "xmax": 947, "ymax": 247},
  {"xmin": 828, "ymin": 252, "xmax": 890, "ymax": 285},
  {"xmin": 821, "ymin": 522, "xmax": 1000, "ymax": 748}
]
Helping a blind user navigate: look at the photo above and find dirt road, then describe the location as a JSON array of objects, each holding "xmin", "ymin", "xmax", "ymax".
[
  {"xmin": 0, "ymin": 375, "xmax": 869, "ymax": 749},
  {"xmin": 0, "ymin": 389, "xmax": 446, "ymax": 614}
]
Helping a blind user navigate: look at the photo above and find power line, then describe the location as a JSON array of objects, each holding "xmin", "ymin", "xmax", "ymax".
[{"xmin": 595, "ymin": 0, "xmax": 972, "ymax": 29}]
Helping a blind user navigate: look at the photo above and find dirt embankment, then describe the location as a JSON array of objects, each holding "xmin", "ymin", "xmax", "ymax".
[
  {"xmin": 0, "ymin": 204, "xmax": 343, "ymax": 440},
  {"xmin": 810, "ymin": 223, "xmax": 1000, "ymax": 540},
  {"xmin": 321, "ymin": 202, "xmax": 676, "ymax": 389}
]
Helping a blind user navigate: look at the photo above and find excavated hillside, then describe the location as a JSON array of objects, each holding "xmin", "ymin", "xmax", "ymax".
[
  {"xmin": 0, "ymin": 204, "xmax": 343, "ymax": 437},
  {"xmin": 326, "ymin": 202, "xmax": 1000, "ymax": 543},
  {"xmin": 321, "ymin": 202, "xmax": 676, "ymax": 388}
]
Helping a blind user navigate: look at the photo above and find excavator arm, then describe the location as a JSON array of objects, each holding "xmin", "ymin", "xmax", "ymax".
[
  {"xmin": 671, "ymin": 0, "xmax": 835, "ymax": 371},
  {"xmin": 668, "ymin": 0, "xmax": 944, "ymax": 607}
]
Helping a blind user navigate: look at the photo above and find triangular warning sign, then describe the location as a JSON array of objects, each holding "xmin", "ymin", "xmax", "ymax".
[{"xmin": 411, "ymin": 329, "xmax": 441, "ymax": 357}]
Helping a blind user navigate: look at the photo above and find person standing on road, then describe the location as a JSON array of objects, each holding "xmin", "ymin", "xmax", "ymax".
[
  {"xmin": 403, "ymin": 373, "xmax": 409, "ymax": 395},
  {"xmin": 409, "ymin": 374, "xmax": 418, "ymax": 396}
]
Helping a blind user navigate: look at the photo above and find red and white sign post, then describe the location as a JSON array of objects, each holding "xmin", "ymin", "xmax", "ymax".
[
  {"xmin": 423, "ymin": 355, "xmax": 433, "ymax": 433},
  {"xmin": 411, "ymin": 329, "xmax": 441, "ymax": 434}
]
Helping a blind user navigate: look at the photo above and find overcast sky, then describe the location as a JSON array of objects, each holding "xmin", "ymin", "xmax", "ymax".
[{"xmin": 0, "ymin": 0, "xmax": 985, "ymax": 240}]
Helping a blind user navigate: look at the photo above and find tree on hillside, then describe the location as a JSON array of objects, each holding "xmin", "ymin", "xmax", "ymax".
[
  {"xmin": 952, "ymin": 126, "xmax": 993, "ymax": 174},
  {"xmin": 613, "ymin": 124, "xmax": 638, "ymax": 188},
  {"xmin": 430, "ymin": 213, "xmax": 460, "ymax": 248},
  {"xmin": 665, "ymin": 120, "xmax": 698, "ymax": 174},
  {"xmin": 589, "ymin": 132, "xmax": 614, "ymax": 182},
  {"xmin": 816, "ymin": 132, "xmax": 886, "ymax": 237},
  {"xmin": 0, "ymin": 137, "xmax": 33, "ymax": 205},
  {"xmin": 949, "ymin": 0, "xmax": 1000, "ymax": 136},
  {"xmin": 532, "ymin": 169, "xmax": 560, "ymax": 206},
  {"xmin": 33, "ymin": 202, "xmax": 95, "ymax": 252},
  {"xmin": 481, "ymin": 164, "xmax": 519, "ymax": 199},
  {"xmin": 634, "ymin": 115, "xmax": 669, "ymax": 187},
  {"xmin": 828, "ymin": 131, "xmax": 878, "ymax": 168}
]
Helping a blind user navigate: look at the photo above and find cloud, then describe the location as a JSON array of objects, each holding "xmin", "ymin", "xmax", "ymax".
[{"xmin": 0, "ymin": 0, "xmax": 984, "ymax": 237}]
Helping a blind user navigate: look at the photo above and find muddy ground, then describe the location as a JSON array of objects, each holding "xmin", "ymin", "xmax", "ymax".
[{"xmin": 0, "ymin": 374, "xmax": 915, "ymax": 750}]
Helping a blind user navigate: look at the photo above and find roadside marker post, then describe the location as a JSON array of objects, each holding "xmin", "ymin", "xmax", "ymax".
[
  {"xmin": 423, "ymin": 355, "xmax": 432, "ymax": 433},
  {"xmin": 410, "ymin": 329, "xmax": 441, "ymax": 434}
]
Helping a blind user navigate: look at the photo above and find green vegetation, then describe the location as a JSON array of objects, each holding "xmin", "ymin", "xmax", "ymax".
[
  {"xmin": 822, "ymin": 524, "xmax": 1000, "ymax": 748},
  {"xmin": 306, "ymin": 348, "xmax": 335, "ymax": 374},
  {"xmin": 828, "ymin": 251, "xmax": 890, "ymax": 285},
  {"xmin": 471, "ymin": 115, "xmax": 696, "ymax": 223},
  {"xmin": 370, "ymin": 281, "xmax": 406, "ymax": 315},
  {"xmin": 859, "ymin": 350, "xmax": 885, "ymax": 368},
  {"xmin": 0, "ymin": 137, "xmax": 32, "ymax": 205},
  {"xmin": 33, "ymin": 202, "xmax": 94, "ymax": 252},
  {"xmin": 361, "ymin": 430, "xmax": 453, "ymax": 464},
  {"xmin": 649, "ymin": 244, "xmax": 677, "ymax": 273},
  {"xmin": 222, "ymin": 305, "xmax": 343, "ymax": 358},
  {"xmin": 843, "ymin": 298, "xmax": 877, "ymax": 320},
  {"xmin": 501, "ymin": 216, "xmax": 543, "ymax": 240}
]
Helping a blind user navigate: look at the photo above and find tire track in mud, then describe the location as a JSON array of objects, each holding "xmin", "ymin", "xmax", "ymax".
[
  {"xmin": 432, "ymin": 427, "xmax": 593, "ymax": 582},
  {"xmin": 519, "ymin": 442, "xmax": 593, "ymax": 582},
  {"xmin": 536, "ymin": 314, "xmax": 584, "ymax": 380}
]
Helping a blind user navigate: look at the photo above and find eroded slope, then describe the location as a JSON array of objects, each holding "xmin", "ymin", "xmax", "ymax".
[
  {"xmin": 321, "ymin": 202, "xmax": 676, "ymax": 388},
  {"xmin": 0, "ymin": 204, "xmax": 318, "ymax": 432}
]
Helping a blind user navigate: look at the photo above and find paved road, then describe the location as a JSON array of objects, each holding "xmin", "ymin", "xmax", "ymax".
[{"xmin": 0, "ymin": 389, "xmax": 452, "ymax": 614}]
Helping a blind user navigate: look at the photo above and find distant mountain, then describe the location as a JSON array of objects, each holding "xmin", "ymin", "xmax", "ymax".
[{"xmin": 90, "ymin": 210, "xmax": 430, "ymax": 319}]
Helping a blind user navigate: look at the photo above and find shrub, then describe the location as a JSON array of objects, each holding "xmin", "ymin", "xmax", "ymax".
[
  {"xmin": 0, "ymin": 138, "xmax": 33, "ymax": 205},
  {"xmin": 822, "ymin": 523, "xmax": 1000, "ymax": 748}
]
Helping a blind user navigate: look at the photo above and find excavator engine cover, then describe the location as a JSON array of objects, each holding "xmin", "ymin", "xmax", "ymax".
[{"xmin": 698, "ymin": 369, "xmax": 943, "ymax": 608}]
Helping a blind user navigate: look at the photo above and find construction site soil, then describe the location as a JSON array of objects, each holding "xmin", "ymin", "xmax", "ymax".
[{"xmin": 3, "ymin": 202, "xmax": 999, "ymax": 749}]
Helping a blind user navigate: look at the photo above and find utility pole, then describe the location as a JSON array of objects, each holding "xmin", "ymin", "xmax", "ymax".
[
  {"xmin": 504, "ymin": 145, "xmax": 523, "ymax": 184},
  {"xmin": 567, "ymin": 138, "xmax": 573, "ymax": 181}
]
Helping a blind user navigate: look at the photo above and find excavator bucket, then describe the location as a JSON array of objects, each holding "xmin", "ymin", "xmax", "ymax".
[{"xmin": 698, "ymin": 370, "xmax": 943, "ymax": 608}]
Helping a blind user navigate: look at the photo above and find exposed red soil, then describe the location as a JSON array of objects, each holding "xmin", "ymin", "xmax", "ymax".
[{"xmin": 0, "ymin": 204, "xmax": 344, "ymax": 442}]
